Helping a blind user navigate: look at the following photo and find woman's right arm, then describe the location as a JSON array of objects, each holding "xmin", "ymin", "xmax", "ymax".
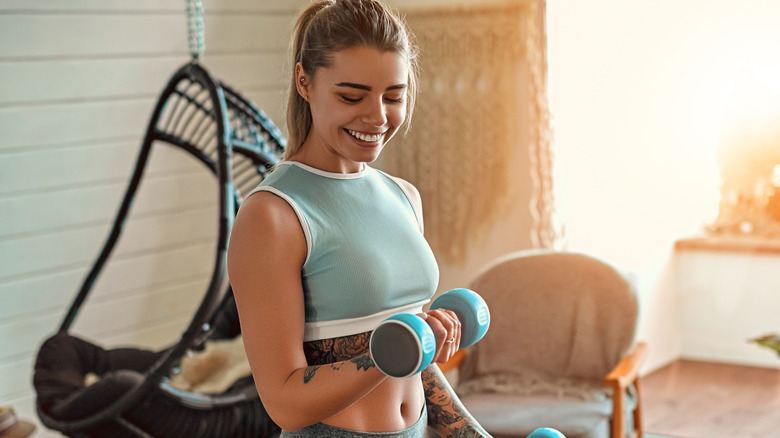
[{"xmin": 227, "ymin": 192, "xmax": 388, "ymax": 432}]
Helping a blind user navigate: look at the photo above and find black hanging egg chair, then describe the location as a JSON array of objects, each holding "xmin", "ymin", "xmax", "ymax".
[{"xmin": 33, "ymin": 3, "xmax": 286, "ymax": 436}]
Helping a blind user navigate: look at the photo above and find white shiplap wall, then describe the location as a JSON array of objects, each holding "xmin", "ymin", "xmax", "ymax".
[{"xmin": 0, "ymin": 1, "xmax": 307, "ymax": 435}]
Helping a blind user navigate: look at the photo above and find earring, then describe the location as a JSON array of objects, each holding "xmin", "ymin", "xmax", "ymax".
[{"xmin": 300, "ymin": 77, "xmax": 305, "ymax": 83}]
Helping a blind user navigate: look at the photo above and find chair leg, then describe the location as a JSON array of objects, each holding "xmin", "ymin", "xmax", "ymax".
[
  {"xmin": 611, "ymin": 385, "xmax": 625, "ymax": 438},
  {"xmin": 633, "ymin": 377, "xmax": 643, "ymax": 438}
]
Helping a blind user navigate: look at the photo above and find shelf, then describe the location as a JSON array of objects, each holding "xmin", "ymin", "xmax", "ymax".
[{"xmin": 675, "ymin": 235, "xmax": 780, "ymax": 255}]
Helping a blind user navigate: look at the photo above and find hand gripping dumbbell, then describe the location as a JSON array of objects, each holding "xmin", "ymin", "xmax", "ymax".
[{"xmin": 369, "ymin": 288, "xmax": 490, "ymax": 378}]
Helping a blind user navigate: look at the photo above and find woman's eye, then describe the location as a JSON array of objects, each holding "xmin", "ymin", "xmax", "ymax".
[
  {"xmin": 385, "ymin": 96, "xmax": 404, "ymax": 104},
  {"xmin": 341, "ymin": 96, "xmax": 362, "ymax": 103}
]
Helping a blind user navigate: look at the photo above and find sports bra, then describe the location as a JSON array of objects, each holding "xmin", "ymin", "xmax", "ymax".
[{"xmin": 248, "ymin": 161, "xmax": 439, "ymax": 341}]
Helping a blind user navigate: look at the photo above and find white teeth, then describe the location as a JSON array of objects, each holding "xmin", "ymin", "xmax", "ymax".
[{"xmin": 348, "ymin": 129, "xmax": 383, "ymax": 142}]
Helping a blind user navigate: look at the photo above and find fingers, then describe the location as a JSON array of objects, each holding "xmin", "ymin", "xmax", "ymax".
[{"xmin": 423, "ymin": 309, "xmax": 461, "ymax": 364}]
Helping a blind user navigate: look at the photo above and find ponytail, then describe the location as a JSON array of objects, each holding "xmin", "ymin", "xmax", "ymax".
[{"xmin": 285, "ymin": 1, "xmax": 334, "ymax": 158}]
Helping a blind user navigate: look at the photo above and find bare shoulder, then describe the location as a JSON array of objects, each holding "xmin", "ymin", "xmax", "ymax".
[
  {"xmin": 235, "ymin": 190, "xmax": 298, "ymax": 226},
  {"xmin": 227, "ymin": 191, "xmax": 307, "ymax": 286}
]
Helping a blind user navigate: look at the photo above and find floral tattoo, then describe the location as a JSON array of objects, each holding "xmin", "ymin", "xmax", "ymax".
[
  {"xmin": 301, "ymin": 331, "xmax": 375, "ymax": 384},
  {"xmin": 303, "ymin": 331, "xmax": 371, "ymax": 365},
  {"xmin": 422, "ymin": 365, "xmax": 491, "ymax": 437}
]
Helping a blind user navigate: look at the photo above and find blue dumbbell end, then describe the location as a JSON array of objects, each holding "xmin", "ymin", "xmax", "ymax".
[
  {"xmin": 370, "ymin": 313, "xmax": 436, "ymax": 378},
  {"xmin": 527, "ymin": 428, "xmax": 566, "ymax": 438},
  {"xmin": 430, "ymin": 288, "xmax": 490, "ymax": 348}
]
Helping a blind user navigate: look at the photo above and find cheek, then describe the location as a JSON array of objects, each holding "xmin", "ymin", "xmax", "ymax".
[
  {"xmin": 389, "ymin": 105, "xmax": 407, "ymax": 129},
  {"xmin": 384, "ymin": 108, "xmax": 407, "ymax": 143},
  {"xmin": 311, "ymin": 105, "xmax": 343, "ymax": 133}
]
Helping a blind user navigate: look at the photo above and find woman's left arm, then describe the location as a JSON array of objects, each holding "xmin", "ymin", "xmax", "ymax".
[{"xmin": 422, "ymin": 364, "xmax": 491, "ymax": 437}]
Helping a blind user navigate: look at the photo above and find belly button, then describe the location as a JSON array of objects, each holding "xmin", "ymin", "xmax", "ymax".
[{"xmin": 399, "ymin": 402, "xmax": 408, "ymax": 417}]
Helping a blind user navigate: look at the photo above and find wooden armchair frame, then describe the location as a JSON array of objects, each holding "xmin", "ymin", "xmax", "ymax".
[{"xmin": 603, "ymin": 342, "xmax": 647, "ymax": 438}]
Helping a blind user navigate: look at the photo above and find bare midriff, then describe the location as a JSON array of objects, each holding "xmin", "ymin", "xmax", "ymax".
[{"xmin": 303, "ymin": 331, "xmax": 425, "ymax": 432}]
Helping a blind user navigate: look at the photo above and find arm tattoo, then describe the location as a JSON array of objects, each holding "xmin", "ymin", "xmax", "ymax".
[
  {"xmin": 350, "ymin": 354, "xmax": 374, "ymax": 371},
  {"xmin": 422, "ymin": 365, "xmax": 492, "ymax": 438},
  {"xmin": 303, "ymin": 331, "xmax": 371, "ymax": 365},
  {"xmin": 301, "ymin": 332, "xmax": 375, "ymax": 384},
  {"xmin": 303, "ymin": 366, "xmax": 317, "ymax": 384},
  {"xmin": 301, "ymin": 361, "xmax": 352, "ymax": 384}
]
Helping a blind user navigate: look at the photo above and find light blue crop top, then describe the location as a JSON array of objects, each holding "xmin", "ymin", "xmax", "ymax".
[{"xmin": 247, "ymin": 161, "xmax": 440, "ymax": 341}]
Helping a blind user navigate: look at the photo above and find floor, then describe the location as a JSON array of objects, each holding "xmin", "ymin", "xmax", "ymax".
[{"xmin": 641, "ymin": 359, "xmax": 780, "ymax": 438}]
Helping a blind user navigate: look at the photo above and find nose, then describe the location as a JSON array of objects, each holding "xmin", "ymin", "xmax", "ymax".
[{"xmin": 362, "ymin": 97, "xmax": 388, "ymax": 126}]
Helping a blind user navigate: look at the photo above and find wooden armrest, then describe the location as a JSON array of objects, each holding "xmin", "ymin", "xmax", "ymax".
[
  {"xmin": 437, "ymin": 349, "xmax": 468, "ymax": 374},
  {"xmin": 603, "ymin": 342, "xmax": 647, "ymax": 438},
  {"xmin": 603, "ymin": 341, "xmax": 647, "ymax": 389}
]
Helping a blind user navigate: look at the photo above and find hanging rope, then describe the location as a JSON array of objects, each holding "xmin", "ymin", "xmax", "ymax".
[{"xmin": 186, "ymin": 0, "xmax": 206, "ymax": 59}]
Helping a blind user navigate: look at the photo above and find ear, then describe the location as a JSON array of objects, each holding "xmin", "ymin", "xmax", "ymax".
[{"xmin": 295, "ymin": 62, "xmax": 310, "ymax": 100}]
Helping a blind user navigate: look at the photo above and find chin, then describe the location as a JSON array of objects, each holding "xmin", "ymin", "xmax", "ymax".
[
  {"xmin": 358, "ymin": 148, "xmax": 384, "ymax": 164},
  {"xmin": 346, "ymin": 144, "xmax": 383, "ymax": 163}
]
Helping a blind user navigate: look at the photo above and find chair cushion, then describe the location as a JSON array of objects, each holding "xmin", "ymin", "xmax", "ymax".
[
  {"xmin": 462, "ymin": 251, "xmax": 638, "ymax": 383},
  {"xmin": 461, "ymin": 392, "xmax": 635, "ymax": 438},
  {"xmin": 33, "ymin": 333, "xmax": 161, "ymax": 419}
]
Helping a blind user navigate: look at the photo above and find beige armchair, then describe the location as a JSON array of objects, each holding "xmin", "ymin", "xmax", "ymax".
[{"xmin": 441, "ymin": 250, "xmax": 646, "ymax": 438}]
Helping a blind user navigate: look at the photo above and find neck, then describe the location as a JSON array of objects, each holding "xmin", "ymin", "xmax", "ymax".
[{"xmin": 288, "ymin": 146, "xmax": 367, "ymax": 174}]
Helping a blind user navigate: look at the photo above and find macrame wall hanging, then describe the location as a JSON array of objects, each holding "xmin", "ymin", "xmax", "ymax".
[
  {"xmin": 381, "ymin": 0, "xmax": 556, "ymax": 263},
  {"xmin": 525, "ymin": 0, "xmax": 558, "ymax": 249}
]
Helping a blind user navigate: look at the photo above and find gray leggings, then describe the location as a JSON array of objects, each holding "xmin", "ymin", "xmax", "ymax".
[{"xmin": 279, "ymin": 408, "xmax": 427, "ymax": 438}]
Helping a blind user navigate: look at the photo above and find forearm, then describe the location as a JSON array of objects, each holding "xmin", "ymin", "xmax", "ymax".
[
  {"xmin": 261, "ymin": 353, "xmax": 387, "ymax": 431},
  {"xmin": 423, "ymin": 364, "xmax": 491, "ymax": 438}
]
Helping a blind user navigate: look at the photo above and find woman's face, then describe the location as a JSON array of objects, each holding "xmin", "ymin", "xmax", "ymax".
[{"xmin": 298, "ymin": 46, "xmax": 409, "ymax": 172}]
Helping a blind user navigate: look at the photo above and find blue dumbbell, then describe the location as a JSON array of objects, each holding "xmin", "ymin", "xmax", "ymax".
[
  {"xmin": 527, "ymin": 428, "xmax": 566, "ymax": 438},
  {"xmin": 369, "ymin": 288, "xmax": 490, "ymax": 378}
]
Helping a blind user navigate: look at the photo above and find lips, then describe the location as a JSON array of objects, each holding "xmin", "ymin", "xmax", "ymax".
[{"xmin": 346, "ymin": 128, "xmax": 385, "ymax": 142}]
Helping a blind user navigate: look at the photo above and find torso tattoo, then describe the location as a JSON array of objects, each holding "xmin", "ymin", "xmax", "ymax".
[
  {"xmin": 422, "ymin": 366, "xmax": 492, "ymax": 437},
  {"xmin": 300, "ymin": 333, "xmax": 489, "ymax": 436},
  {"xmin": 302, "ymin": 331, "xmax": 372, "ymax": 366}
]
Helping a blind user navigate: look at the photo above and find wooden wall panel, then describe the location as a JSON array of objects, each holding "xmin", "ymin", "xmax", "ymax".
[
  {"xmin": 0, "ymin": 58, "xmax": 186, "ymax": 105},
  {"xmin": 1, "ymin": 142, "xmax": 138, "ymax": 193},
  {"xmin": 0, "ymin": 283, "xmax": 201, "ymax": 361},
  {"xmin": 0, "ymin": 53, "xmax": 285, "ymax": 105},
  {"xmin": 0, "ymin": 101, "xmax": 152, "ymax": 149},
  {"xmin": 0, "ymin": 207, "xmax": 217, "ymax": 279},
  {"xmin": 0, "ymin": 173, "xmax": 216, "ymax": 238},
  {"xmin": 0, "ymin": 15, "xmax": 289, "ymax": 58},
  {"xmin": 0, "ymin": 357, "xmax": 36, "ymax": 397},
  {"xmin": 0, "ymin": 243, "xmax": 215, "ymax": 321},
  {"xmin": 0, "ymin": 270, "xmax": 83, "ymax": 321},
  {"xmin": 0, "ymin": 88, "xmax": 287, "ymax": 150},
  {"xmin": 72, "ymin": 279, "xmax": 207, "ymax": 340},
  {"xmin": 0, "ymin": 0, "xmax": 299, "ymax": 13}
]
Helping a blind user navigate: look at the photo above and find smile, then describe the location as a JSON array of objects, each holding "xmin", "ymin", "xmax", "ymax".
[{"xmin": 346, "ymin": 129, "xmax": 385, "ymax": 142}]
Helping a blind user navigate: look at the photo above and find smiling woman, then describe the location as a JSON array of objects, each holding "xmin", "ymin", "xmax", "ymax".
[{"xmin": 227, "ymin": 1, "xmax": 489, "ymax": 437}]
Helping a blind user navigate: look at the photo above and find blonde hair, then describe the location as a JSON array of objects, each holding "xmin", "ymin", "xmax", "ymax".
[{"xmin": 285, "ymin": 0, "xmax": 419, "ymax": 159}]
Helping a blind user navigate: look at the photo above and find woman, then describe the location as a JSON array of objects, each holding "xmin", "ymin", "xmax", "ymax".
[{"xmin": 227, "ymin": 1, "xmax": 490, "ymax": 436}]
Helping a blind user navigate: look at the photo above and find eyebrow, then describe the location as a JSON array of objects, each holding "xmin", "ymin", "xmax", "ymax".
[{"xmin": 335, "ymin": 82, "xmax": 407, "ymax": 92}]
